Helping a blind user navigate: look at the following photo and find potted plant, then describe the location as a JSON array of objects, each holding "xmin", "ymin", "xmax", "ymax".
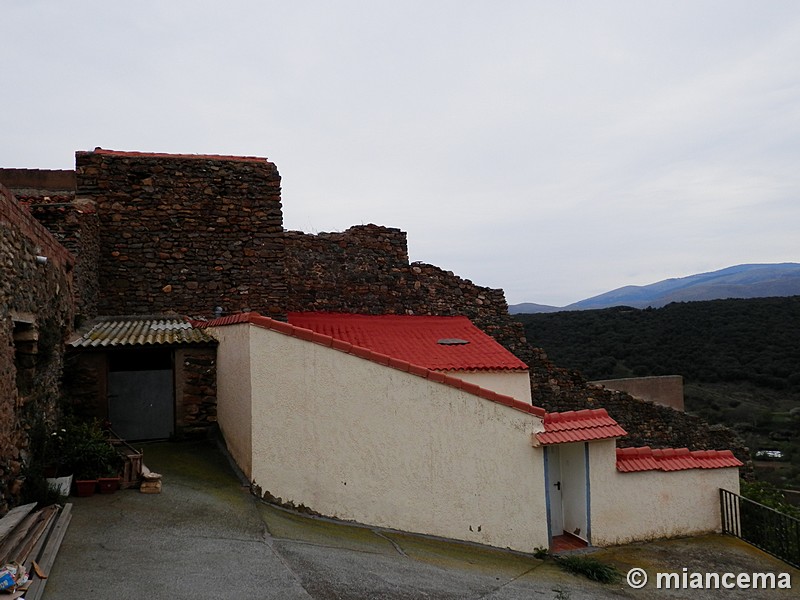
[
  {"xmin": 97, "ymin": 450, "xmax": 124, "ymax": 494},
  {"xmin": 61, "ymin": 419, "xmax": 122, "ymax": 497},
  {"xmin": 42, "ymin": 424, "xmax": 73, "ymax": 496}
]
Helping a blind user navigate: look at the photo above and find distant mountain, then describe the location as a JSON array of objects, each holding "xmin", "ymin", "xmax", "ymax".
[
  {"xmin": 508, "ymin": 302, "xmax": 562, "ymax": 314},
  {"xmin": 510, "ymin": 263, "xmax": 800, "ymax": 313}
]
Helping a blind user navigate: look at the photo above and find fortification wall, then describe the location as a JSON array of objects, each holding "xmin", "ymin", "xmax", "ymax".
[{"xmin": 75, "ymin": 149, "xmax": 286, "ymax": 318}]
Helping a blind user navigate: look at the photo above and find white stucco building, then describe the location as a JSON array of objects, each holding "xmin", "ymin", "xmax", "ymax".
[{"xmin": 196, "ymin": 312, "xmax": 742, "ymax": 553}]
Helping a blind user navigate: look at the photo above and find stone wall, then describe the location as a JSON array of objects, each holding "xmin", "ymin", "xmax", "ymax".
[
  {"xmin": 27, "ymin": 202, "xmax": 100, "ymax": 325},
  {"xmin": 0, "ymin": 168, "xmax": 100, "ymax": 324},
  {"xmin": 75, "ymin": 149, "xmax": 286, "ymax": 318},
  {"xmin": 0, "ymin": 183, "xmax": 75, "ymax": 511},
  {"xmin": 175, "ymin": 347, "xmax": 218, "ymax": 436},
  {"xmin": 283, "ymin": 225, "xmax": 531, "ymax": 358}
]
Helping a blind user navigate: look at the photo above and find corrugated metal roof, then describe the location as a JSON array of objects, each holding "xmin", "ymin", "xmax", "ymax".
[
  {"xmin": 70, "ymin": 317, "xmax": 217, "ymax": 348},
  {"xmin": 286, "ymin": 312, "xmax": 529, "ymax": 371},
  {"xmin": 536, "ymin": 408, "xmax": 627, "ymax": 445},
  {"xmin": 616, "ymin": 446, "xmax": 743, "ymax": 473}
]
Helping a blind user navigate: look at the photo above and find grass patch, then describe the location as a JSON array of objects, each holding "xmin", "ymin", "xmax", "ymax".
[{"xmin": 555, "ymin": 555, "xmax": 620, "ymax": 583}]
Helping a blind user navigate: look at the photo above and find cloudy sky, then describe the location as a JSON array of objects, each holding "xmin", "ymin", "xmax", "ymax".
[{"xmin": 3, "ymin": 1, "xmax": 799, "ymax": 306}]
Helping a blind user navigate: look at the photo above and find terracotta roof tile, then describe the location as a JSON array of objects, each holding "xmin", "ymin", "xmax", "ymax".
[
  {"xmin": 536, "ymin": 409, "xmax": 627, "ymax": 445},
  {"xmin": 286, "ymin": 312, "xmax": 528, "ymax": 371},
  {"xmin": 193, "ymin": 312, "xmax": 545, "ymax": 418},
  {"xmin": 616, "ymin": 446, "xmax": 743, "ymax": 472}
]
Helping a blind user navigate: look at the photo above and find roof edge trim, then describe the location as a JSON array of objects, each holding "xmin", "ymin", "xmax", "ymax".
[{"xmin": 193, "ymin": 312, "xmax": 545, "ymax": 418}]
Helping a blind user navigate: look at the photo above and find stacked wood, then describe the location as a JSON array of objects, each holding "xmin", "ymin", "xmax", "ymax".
[
  {"xmin": 107, "ymin": 431, "xmax": 144, "ymax": 489},
  {"xmin": 0, "ymin": 503, "xmax": 72, "ymax": 600}
]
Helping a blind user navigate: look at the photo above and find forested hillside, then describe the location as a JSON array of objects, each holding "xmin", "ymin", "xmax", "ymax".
[{"xmin": 515, "ymin": 296, "xmax": 800, "ymax": 490}]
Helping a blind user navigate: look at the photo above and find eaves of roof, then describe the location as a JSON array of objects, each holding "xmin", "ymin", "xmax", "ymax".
[
  {"xmin": 536, "ymin": 408, "xmax": 627, "ymax": 445},
  {"xmin": 70, "ymin": 317, "xmax": 217, "ymax": 348},
  {"xmin": 616, "ymin": 446, "xmax": 743, "ymax": 473},
  {"xmin": 192, "ymin": 312, "xmax": 545, "ymax": 419}
]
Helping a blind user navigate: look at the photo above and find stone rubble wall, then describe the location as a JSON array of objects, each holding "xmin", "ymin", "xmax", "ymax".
[
  {"xmin": 75, "ymin": 149, "xmax": 286, "ymax": 319},
  {"xmin": 283, "ymin": 224, "xmax": 530, "ymax": 356},
  {"xmin": 0, "ymin": 183, "xmax": 75, "ymax": 511},
  {"xmin": 175, "ymin": 347, "xmax": 218, "ymax": 436},
  {"xmin": 0, "ymin": 167, "xmax": 99, "ymax": 324}
]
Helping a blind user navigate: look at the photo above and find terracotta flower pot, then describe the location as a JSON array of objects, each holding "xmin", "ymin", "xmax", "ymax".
[
  {"xmin": 98, "ymin": 477, "xmax": 121, "ymax": 494},
  {"xmin": 75, "ymin": 479, "xmax": 97, "ymax": 497}
]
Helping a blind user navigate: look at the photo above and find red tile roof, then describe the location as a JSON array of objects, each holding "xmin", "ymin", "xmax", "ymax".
[
  {"xmin": 192, "ymin": 312, "xmax": 545, "ymax": 418},
  {"xmin": 616, "ymin": 446, "xmax": 743, "ymax": 472},
  {"xmin": 286, "ymin": 312, "xmax": 528, "ymax": 372},
  {"xmin": 82, "ymin": 148, "xmax": 268, "ymax": 163},
  {"xmin": 536, "ymin": 409, "xmax": 627, "ymax": 445}
]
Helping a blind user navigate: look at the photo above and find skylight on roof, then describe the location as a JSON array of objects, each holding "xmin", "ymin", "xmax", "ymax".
[{"xmin": 437, "ymin": 338, "xmax": 470, "ymax": 345}]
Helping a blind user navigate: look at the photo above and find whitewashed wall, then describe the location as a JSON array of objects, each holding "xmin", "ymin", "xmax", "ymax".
[
  {"xmin": 588, "ymin": 439, "xmax": 740, "ymax": 546},
  {"xmin": 211, "ymin": 323, "xmax": 254, "ymax": 477},
  {"xmin": 441, "ymin": 369, "xmax": 532, "ymax": 404},
  {"xmin": 215, "ymin": 322, "xmax": 549, "ymax": 552}
]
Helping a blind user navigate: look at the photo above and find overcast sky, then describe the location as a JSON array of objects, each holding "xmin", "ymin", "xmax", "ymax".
[{"xmin": 3, "ymin": 2, "xmax": 799, "ymax": 306}]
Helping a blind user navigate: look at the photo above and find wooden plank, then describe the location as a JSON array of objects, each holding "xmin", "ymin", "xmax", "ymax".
[
  {"xmin": 0, "ymin": 511, "xmax": 40, "ymax": 564},
  {"xmin": 22, "ymin": 512, "xmax": 59, "ymax": 578},
  {"xmin": 24, "ymin": 504, "xmax": 72, "ymax": 600},
  {"xmin": 0, "ymin": 502, "xmax": 36, "ymax": 544},
  {"xmin": 14, "ymin": 505, "xmax": 58, "ymax": 566}
]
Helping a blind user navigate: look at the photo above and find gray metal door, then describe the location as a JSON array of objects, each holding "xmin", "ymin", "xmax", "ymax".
[{"xmin": 108, "ymin": 370, "xmax": 174, "ymax": 440}]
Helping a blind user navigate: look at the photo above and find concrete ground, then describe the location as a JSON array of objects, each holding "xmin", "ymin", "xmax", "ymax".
[{"xmin": 42, "ymin": 440, "xmax": 797, "ymax": 599}]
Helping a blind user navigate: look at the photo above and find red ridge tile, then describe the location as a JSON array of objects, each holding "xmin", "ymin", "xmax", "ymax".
[
  {"xmin": 616, "ymin": 446, "xmax": 743, "ymax": 472},
  {"xmin": 536, "ymin": 408, "xmax": 627, "ymax": 445}
]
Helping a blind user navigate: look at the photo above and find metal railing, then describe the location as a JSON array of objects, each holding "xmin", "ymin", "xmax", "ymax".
[{"xmin": 720, "ymin": 488, "xmax": 800, "ymax": 568}]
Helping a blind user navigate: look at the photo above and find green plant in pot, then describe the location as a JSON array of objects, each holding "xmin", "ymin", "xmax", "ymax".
[{"xmin": 62, "ymin": 419, "xmax": 123, "ymax": 496}]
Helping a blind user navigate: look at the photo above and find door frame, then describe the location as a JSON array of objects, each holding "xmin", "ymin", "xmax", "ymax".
[{"xmin": 544, "ymin": 442, "xmax": 592, "ymax": 546}]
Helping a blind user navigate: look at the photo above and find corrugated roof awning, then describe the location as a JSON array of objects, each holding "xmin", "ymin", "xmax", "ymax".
[{"xmin": 69, "ymin": 317, "xmax": 217, "ymax": 348}]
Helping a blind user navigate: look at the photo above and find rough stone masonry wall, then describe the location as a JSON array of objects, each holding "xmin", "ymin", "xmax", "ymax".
[
  {"xmin": 27, "ymin": 201, "xmax": 100, "ymax": 325},
  {"xmin": 283, "ymin": 224, "xmax": 750, "ymax": 466},
  {"xmin": 0, "ymin": 183, "xmax": 75, "ymax": 512},
  {"xmin": 75, "ymin": 149, "xmax": 286, "ymax": 318},
  {"xmin": 0, "ymin": 168, "xmax": 101, "ymax": 324}
]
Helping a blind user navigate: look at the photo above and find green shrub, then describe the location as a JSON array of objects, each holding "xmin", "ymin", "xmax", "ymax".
[{"xmin": 555, "ymin": 555, "xmax": 620, "ymax": 583}]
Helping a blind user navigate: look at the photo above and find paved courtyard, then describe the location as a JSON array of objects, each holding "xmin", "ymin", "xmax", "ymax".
[{"xmin": 42, "ymin": 440, "xmax": 797, "ymax": 599}]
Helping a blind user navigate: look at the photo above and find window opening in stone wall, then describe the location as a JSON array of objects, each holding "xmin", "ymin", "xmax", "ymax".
[{"xmin": 12, "ymin": 320, "xmax": 38, "ymax": 401}]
